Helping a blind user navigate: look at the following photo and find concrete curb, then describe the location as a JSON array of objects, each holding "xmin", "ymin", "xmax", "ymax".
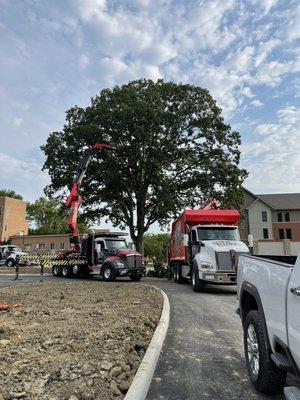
[{"xmin": 124, "ymin": 286, "xmax": 170, "ymax": 400}]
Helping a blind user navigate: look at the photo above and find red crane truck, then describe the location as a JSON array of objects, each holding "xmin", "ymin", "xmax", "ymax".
[
  {"xmin": 168, "ymin": 200, "xmax": 249, "ymax": 292},
  {"xmin": 51, "ymin": 142, "xmax": 145, "ymax": 281}
]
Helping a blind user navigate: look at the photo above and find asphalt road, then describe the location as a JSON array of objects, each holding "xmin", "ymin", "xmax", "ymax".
[
  {"xmin": 1, "ymin": 274, "xmax": 299, "ymax": 399},
  {"xmin": 146, "ymin": 278, "xmax": 300, "ymax": 400}
]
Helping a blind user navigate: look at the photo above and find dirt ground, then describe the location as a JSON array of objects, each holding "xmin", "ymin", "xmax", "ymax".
[
  {"xmin": 0, "ymin": 266, "xmax": 51, "ymax": 275},
  {"xmin": 0, "ymin": 281, "xmax": 163, "ymax": 400}
]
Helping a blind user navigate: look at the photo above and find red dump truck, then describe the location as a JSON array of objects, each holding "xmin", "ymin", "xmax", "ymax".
[{"xmin": 168, "ymin": 201, "xmax": 249, "ymax": 292}]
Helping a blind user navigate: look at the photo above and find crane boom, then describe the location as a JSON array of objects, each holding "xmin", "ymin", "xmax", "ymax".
[{"xmin": 65, "ymin": 143, "xmax": 112, "ymax": 251}]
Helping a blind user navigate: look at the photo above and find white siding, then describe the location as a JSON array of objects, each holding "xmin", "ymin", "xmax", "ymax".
[{"xmin": 248, "ymin": 200, "xmax": 273, "ymax": 240}]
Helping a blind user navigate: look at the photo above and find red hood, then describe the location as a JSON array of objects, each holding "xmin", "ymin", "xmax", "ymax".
[{"xmin": 117, "ymin": 249, "xmax": 142, "ymax": 258}]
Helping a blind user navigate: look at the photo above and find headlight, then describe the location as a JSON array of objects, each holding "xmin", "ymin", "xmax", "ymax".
[{"xmin": 200, "ymin": 261, "xmax": 214, "ymax": 269}]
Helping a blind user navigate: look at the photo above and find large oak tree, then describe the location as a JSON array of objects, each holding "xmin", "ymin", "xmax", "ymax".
[{"xmin": 42, "ymin": 79, "xmax": 247, "ymax": 253}]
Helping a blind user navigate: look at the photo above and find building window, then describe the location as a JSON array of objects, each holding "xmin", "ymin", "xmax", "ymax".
[
  {"xmin": 286, "ymin": 229, "xmax": 292, "ymax": 240},
  {"xmin": 50, "ymin": 243, "xmax": 55, "ymax": 250},
  {"xmin": 263, "ymin": 228, "xmax": 269, "ymax": 239},
  {"xmin": 261, "ymin": 211, "xmax": 267, "ymax": 222},
  {"xmin": 277, "ymin": 212, "xmax": 283, "ymax": 222},
  {"xmin": 38, "ymin": 243, "xmax": 45, "ymax": 250},
  {"xmin": 23, "ymin": 244, "xmax": 32, "ymax": 251},
  {"xmin": 279, "ymin": 228, "xmax": 292, "ymax": 240},
  {"xmin": 60, "ymin": 243, "xmax": 65, "ymax": 250},
  {"xmin": 285, "ymin": 212, "xmax": 290, "ymax": 222}
]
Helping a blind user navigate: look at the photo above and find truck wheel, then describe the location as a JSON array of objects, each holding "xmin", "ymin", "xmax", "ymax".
[
  {"xmin": 130, "ymin": 274, "xmax": 143, "ymax": 281},
  {"xmin": 5, "ymin": 258, "xmax": 16, "ymax": 268},
  {"xmin": 176, "ymin": 264, "xmax": 183, "ymax": 284},
  {"xmin": 172, "ymin": 264, "xmax": 178, "ymax": 282},
  {"xmin": 69, "ymin": 265, "xmax": 79, "ymax": 278},
  {"xmin": 244, "ymin": 310, "xmax": 287, "ymax": 393},
  {"xmin": 102, "ymin": 265, "xmax": 116, "ymax": 282},
  {"xmin": 192, "ymin": 267, "xmax": 205, "ymax": 292},
  {"xmin": 61, "ymin": 266, "xmax": 70, "ymax": 278},
  {"xmin": 52, "ymin": 265, "xmax": 61, "ymax": 277}
]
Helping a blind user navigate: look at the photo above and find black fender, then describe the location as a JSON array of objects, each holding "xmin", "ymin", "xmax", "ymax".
[
  {"xmin": 240, "ymin": 281, "xmax": 271, "ymax": 360},
  {"xmin": 101, "ymin": 258, "xmax": 124, "ymax": 274}
]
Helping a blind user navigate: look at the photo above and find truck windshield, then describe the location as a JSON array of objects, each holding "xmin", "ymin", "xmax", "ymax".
[
  {"xmin": 8, "ymin": 246, "xmax": 21, "ymax": 252},
  {"xmin": 105, "ymin": 239, "xmax": 127, "ymax": 250},
  {"xmin": 197, "ymin": 227, "xmax": 239, "ymax": 241}
]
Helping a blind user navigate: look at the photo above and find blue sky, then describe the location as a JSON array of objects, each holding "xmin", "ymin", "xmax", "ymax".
[{"xmin": 0, "ymin": 0, "xmax": 300, "ymax": 207}]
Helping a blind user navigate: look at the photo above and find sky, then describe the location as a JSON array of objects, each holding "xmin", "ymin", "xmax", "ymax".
[{"xmin": 0, "ymin": 0, "xmax": 300, "ymax": 221}]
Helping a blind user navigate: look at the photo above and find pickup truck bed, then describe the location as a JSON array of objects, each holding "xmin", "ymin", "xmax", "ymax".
[{"xmin": 237, "ymin": 254, "xmax": 300, "ymax": 397}]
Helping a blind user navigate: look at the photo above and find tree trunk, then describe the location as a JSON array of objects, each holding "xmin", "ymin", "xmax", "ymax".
[{"xmin": 134, "ymin": 233, "xmax": 144, "ymax": 255}]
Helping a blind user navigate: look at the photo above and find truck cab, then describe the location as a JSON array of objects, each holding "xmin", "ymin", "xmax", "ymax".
[{"xmin": 169, "ymin": 208, "xmax": 249, "ymax": 292}]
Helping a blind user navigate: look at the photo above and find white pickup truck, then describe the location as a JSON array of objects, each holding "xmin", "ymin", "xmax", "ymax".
[
  {"xmin": 0, "ymin": 245, "xmax": 28, "ymax": 267},
  {"xmin": 237, "ymin": 254, "xmax": 300, "ymax": 399}
]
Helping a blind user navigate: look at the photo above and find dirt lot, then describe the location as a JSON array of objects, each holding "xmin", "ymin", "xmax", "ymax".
[
  {"xmin": 0, "ymin": 266, "xmax": 51, "ymax": 275},
  {"xmin": 0, "ymin": 281, "xmax": 163, "ymax": 400}
]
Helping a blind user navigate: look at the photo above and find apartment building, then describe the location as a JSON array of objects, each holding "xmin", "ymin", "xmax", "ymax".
[
  {"xmin": 240, "ymin": 188, "xmax": 300, "ymax": 242},
  {"xmin": 0, "ymin": 197, "xmax": 28, "ymax": 242}
]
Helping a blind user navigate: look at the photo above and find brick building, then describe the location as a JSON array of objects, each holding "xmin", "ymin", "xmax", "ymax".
[
  {"xmin": 10, "ymin": 233, "xmax": 72, "ymax": 254},
  {"xmin": 0, "ymin": 197, "xmax": 28, "ymax": 242}
]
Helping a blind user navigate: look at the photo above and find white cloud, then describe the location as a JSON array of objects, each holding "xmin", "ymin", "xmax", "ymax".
[
  {"xmin": 285, "ymin": 3, "xmax": 300, "ymax": 42},
  {"xmin": 79, "ymin": 54, "xmax": 89, "ymax": 70},
  {"xmin": 242, "ymin": 106, "xmax": 300, "ymax": 192},
  {"xmin": 11, "ymin": 117, "xmax": 23, "ymax": 127},
  {"xmin": 250, "ymin": 99, "xmax": 263, "ymax": 107}
]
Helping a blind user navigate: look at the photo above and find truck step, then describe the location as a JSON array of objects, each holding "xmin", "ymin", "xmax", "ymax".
[
  {"xmin": 284, "ymin": 386, "xmax": 300, "ymax": 400},
  {"xmin": 271, "ymin": 352, "xmax": 294, "ymax": 373}
]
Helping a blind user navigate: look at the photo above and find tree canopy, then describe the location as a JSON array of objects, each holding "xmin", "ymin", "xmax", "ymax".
[
  {"xmin": 27, "ymin": 197, "xmax": 88, "ymax": 235},
  {"xmin": 42, "ymin": 79, "xmax": 247, "ymax": 252},
  {"xmin": 0, "ymin": 189, "xmax": 23, "ymax": 200},
  {"xmin": 144, "ymin": 233, "xmax": 170, "ymax": 261}
]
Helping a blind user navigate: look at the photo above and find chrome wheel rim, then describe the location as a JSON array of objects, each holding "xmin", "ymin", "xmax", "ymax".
[
  {"xmin": 104, "ymin": 268, "xmax": 111, "ymax": 279},
  {"xmin": 247, "ymin": 324, "xmax": 259, "ymax": 376},
  {"xmin": 54, "ymin": 266, "xmax": 59, "ymax": 275},
  {"xmin": 62, "ymin": 267, "xmax": 68, "ymax": 276}
]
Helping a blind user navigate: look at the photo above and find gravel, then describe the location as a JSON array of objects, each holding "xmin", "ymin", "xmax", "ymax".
[{"xmin": 0, "ymin": 281, "xmax": 163, "ymax": 400}]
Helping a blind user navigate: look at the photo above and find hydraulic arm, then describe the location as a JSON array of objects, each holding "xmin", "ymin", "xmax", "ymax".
[{"xmin": 65, "ymin": 143, "xmax": 112, "ymax": 251}]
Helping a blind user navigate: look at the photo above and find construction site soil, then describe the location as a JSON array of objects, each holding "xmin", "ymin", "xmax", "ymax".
[
  {"xmin": 0, "ymin": 281, "xmax": 163, "ymax": 400},
  {"xmin": 0, "ymin": 266, "xmax": 51, "ymax": 275}
]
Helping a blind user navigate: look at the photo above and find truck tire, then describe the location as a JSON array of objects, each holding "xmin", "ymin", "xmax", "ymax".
[
  {"xmin": 130, "ymin": 274, "xmax": 143, "ymax": 281},
  {"xmin": 69, "ymin": 265, "xmax": 80, "ymax": 278},
  {"xmin": 244, "ymin": 310, "xmax": 287, "ymax": 393},
  {"xmin": 52, "ymin": 265, "xmax": 61, "ymax": 277},
  {"xmin": 102, "ymin": 264, "xmax": 116, "ymax": 282},
  {"xmin": 61, "ymin": 266, "xmax": 71, "ymax": 278},
  {"xmin": 175, "ymin": 264, "xmax": 183, "ymax": 284},
  {"xmin": 172, "ymin": 263, "xmax": 177, "ymax": 282},
  {"xmin": 5, "ymin": 258, "xmax": 16, "ymax": 268},
  {"xmin": 192, "ymin": 267, "xmax": 205, "ymax": 292}
]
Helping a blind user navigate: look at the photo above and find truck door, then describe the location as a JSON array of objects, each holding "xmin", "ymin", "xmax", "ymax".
[{"xmin": 287, "ymin": 263, "xmax": 300, "ymax": 367}]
